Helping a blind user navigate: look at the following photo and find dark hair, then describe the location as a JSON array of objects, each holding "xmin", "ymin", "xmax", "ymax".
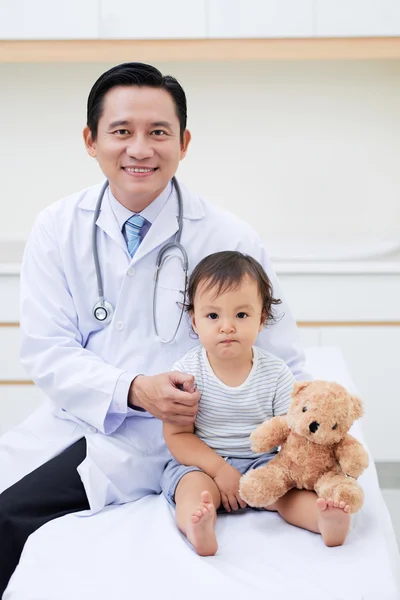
[
  {"xmin": 86, "ymin": 62, "xmax": 187, "ymax": 143},
  {"xmin": 186, "ymin": 251, "xmax": 282, "ymax": 325}
]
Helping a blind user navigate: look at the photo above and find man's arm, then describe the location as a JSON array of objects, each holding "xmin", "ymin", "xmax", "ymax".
[{"xmin": 20, "ymin": 213, "xmax": 198, "ymax": 434}]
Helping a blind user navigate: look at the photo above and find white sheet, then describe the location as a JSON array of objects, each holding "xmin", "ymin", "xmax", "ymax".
[{"xmin": 5, "ymin": 347, "xmax": 400, "ymax": 600}]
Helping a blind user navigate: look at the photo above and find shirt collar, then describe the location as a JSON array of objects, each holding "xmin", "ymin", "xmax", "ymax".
[{"xmin": 108, "ymin": 180, "xmax": 173, "ymax": 231}]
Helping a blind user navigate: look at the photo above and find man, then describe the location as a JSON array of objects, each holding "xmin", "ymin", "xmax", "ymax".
[{"xmin": 0, "ymin": 62, "xmax": 307, "ymax": 595}]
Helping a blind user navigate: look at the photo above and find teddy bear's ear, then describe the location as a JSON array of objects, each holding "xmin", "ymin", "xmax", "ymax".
[
  {"xmin": 351, "ymin": 394, "xmax": 364, "ymax": 420},
  {"xmin": 292, "ymin": 381, "xmax": 312, "ymax": 396}
]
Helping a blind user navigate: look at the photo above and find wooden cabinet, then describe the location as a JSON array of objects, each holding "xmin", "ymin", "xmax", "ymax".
[
  {"xmin": 0, "ymin": 0, "xmax": 99, "ymax": 39},
  {"xmin": 100, "ymin": 0, "xmax": 207, "ymax": 39}
]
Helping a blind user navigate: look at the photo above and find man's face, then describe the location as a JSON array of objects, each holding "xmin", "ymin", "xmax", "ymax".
[{"xmin": 84, "ymin": 85, "xmax": 191, "ymax": 211}]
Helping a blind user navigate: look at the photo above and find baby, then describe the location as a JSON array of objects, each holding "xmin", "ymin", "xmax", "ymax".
[{"xmin": 161, "ymin": 251, "xmax": 351, "ymax": 556}]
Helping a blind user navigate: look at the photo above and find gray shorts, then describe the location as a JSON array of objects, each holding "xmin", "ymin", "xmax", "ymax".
[{"xmin": 161, "ymin": 452, "xmax": 277, "ymax": 507}]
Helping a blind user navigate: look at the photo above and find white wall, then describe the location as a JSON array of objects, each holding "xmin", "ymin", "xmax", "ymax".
[{"xmin": 1, "ymin": 60, "xmax": 400, "ymax": 246}]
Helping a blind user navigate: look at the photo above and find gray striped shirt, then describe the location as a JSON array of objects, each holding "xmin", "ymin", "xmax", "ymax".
[{"xmin": 172, "ymin": 345, "xmax": 295, "ymax": 458}]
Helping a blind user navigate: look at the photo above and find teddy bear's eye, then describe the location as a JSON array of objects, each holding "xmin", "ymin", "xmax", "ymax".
[
  {"xmin": 302, "ymin": 406, "xmax": 307, "ymax": 412},
  {"xmin": 332, "ymin": 423, "xmax": 338, "ymax": 430}
]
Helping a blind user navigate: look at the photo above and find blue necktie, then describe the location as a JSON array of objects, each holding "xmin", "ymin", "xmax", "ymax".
[{"xmin": 123, "ymin": 214, "xmax": 146, "ymax": 258}]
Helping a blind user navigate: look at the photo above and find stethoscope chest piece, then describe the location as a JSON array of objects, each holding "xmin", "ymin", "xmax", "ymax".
[{"xmin": 93, "ymin": 300, "xmax": 114, "ymax": 324}]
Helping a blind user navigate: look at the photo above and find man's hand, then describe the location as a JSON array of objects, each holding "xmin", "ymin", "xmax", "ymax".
[
  {"xmin": 128, "ymin": 372, "xmax": 199, "ymax": 426},
  {"xmin": 213, "ymin": 463, "xmax": 247, "ymax": 512}
]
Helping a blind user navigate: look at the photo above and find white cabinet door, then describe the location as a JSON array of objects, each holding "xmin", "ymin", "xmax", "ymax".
[
  {"xmin": 100, "ymin": 0, "xmax": 207, "ymax": 39},
  {"xmin": 297, "ymin": 326, "xmax": 321, "ymax": 348},
  {"xmin": 0, "ymin": 386, "xmax": 44, "ymax": 435},
  {"xmin": 0, "ymin": 0, "xmax": 99, "ymax": 39},
  {"xmin": 320, "ymin": 326, "xmax": 400, "ymax": 462},
  {"xmin": 0, "ymin": 275, "xmax": 19, "ymax": 322},
  {"xmin": 278, "ymin": 274, "xmax": 400, "ymax": 322},
  {"xmin": 316, "ymin": 0, "xmax": 400, "ymax": 37},
  {"xmin": 208, "ymin": 0, "xmax": 314, "ymax": 38},
  {"xmin": 0, "ymin": 327, "xmax": 27, "ymax": 381}
]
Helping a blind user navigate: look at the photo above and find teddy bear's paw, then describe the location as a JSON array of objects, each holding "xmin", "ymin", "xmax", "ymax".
[
  {"xmin": 333, "ymin": 481, "xmax": 364, "ymax": 514},
  {"xmin": 239, "ymin": 469, "xmax": 281, "ymax": 508}
]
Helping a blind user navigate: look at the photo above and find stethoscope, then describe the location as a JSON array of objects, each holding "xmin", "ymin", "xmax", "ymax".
[{"xmin": 92, "ymin": 176, "xmax": 188, "ymax": 344}]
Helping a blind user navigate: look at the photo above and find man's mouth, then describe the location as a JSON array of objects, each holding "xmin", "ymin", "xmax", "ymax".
[{"xmin": 123, "ymin": 167, "xmax": 158, "ymax": 174}]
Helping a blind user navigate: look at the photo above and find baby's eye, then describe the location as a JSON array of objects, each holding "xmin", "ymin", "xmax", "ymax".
[
  {"xmin": 332, "ymin": 423, "xmax": 338, "ymax": 430},
  {"xmin": 302, "ymin": 406, "xmax": 307, "ymax": 412},
  {"xmin": 237, "ymin": 312, "xmax": 248, "ymax": 319},
  {"xmin": 207, "ymin": 313, "xmax": 218, "ymax": 320}
]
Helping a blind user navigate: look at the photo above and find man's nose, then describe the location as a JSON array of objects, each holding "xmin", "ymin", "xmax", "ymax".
[{"xmin": 126, "ymin": 135, "xmax": 154, "ymax": 160}]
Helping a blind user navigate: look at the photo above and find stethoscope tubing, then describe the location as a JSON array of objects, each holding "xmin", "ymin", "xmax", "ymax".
[{"xmin": 92, "ymin": 177, "xmax": 188, "ymax": 342}]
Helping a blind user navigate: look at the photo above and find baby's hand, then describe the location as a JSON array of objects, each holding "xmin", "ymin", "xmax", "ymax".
[{"xmin": 213, "ymin": 463, "xmax": 247, "ymax": 512}]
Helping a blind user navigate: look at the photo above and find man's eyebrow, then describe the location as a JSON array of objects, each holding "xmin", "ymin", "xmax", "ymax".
[
  {"xmin": 150, "ymin": 121, "xmax": 173, "ymax": 129},
  {"xmin": 107, "ymin": 120, "xmax": 174, "ymax": 129},
  {"xmin": 108, "ymin": 119, "xmax": 131, "ymax": 129}
]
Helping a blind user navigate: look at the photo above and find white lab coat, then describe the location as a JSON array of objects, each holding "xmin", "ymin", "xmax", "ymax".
[{"xmin": 0, "ymin": 181, "xmax": 308, "ymax": 512}]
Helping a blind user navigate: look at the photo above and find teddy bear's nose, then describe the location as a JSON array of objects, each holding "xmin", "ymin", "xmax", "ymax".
[{"xmin": 309, "ymin": 421, "xmax": 320, "ymax": 433}]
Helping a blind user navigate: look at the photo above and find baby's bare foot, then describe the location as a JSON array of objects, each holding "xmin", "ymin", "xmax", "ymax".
[
  {"xmin": 186, "ymin": 491, "xmax": 218, "ymax": 556},
  {"xmin": 316, "ymin": 497, "xmax": 351, "ymax": 547}
]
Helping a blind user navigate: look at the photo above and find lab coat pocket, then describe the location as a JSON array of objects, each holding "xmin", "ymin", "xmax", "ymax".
[
  {"xmin": 122, "ymin": 416, "xmax": 169, "ymax": 458},
  {"xmin": 153, "ymin": 284, "xmax": 187, "ymax": 343}
]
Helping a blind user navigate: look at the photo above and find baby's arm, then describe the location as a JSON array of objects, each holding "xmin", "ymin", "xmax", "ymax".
[
  {"xmin": 163, "ymin": 422, "xmax": 226, "ymax": 479},
  {"xmin": 250, "ymin": 362, "xmax": 294, "ymax": 452}
]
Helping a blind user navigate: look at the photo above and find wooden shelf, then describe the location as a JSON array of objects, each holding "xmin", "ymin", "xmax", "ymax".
[{"xmin": 1, "ymin": 37, "xmax": 400, "ymax": 62}]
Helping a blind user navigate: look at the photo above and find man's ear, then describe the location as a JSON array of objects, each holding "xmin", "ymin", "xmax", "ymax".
[
  {"xmin": 83, "ymin": 126, "xmax": 97, "ymax": 158},
  {"xmin": 179, "ymin": 129, "xmax": 191, "ymax": 161}
]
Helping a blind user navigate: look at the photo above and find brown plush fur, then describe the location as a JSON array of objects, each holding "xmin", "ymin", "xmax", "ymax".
[{"xmin": 239, "ymin": 380, "xmax": 369, "ymax": 513}]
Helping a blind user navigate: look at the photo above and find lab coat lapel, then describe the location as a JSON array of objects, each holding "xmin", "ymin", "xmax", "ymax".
[
  {"xmin": 133, "ymin": 193, "xmax": 179, "ymax": 262},
  {"xmin": 95, "ymin": 191, "xmax": 127, "ymax": 253}
]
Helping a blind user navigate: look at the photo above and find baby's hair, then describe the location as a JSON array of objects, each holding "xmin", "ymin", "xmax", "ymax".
[{"xmin": 186, "ymin": 251, "xmax": 281, "ymax": 324}]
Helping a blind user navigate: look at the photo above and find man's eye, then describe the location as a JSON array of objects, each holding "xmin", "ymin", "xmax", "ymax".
[
  {"xmin": 237, "ymin": 312, "xmax": 248, "ymax": 319},
  {"xmin": 151, "ymin": 130, "xmax": 167, "ymax": 136},
  {"xmin": 207, "ymin": 313, "xmax": 218, "ymax": 320},
  {"xmin": 114, "ymin": 129, "xmax": 130, "ymax": 135}
]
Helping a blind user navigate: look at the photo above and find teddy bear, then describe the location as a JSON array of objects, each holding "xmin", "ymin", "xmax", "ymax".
[{"xmin": 239, "ymin": 380, "xmax": 369, "ymax": 513}]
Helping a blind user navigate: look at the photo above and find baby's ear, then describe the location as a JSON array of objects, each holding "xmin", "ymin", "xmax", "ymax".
[
  {"xmin": 293, "ymin": 381, "xmax": 312, "ymax": 396},
  {"xmin": 190, "ymin": 312, "xmax": 199, "ymax": 335},
  {"xmin": 351, "ymin": 394, "xmax": 364, "ymax": 420},
  {"xmin": 258, "ymin": 310, "xmax": 267, "ymax": 331}
]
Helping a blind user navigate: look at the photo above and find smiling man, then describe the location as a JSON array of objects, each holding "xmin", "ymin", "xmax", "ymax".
[{"xmin": 0, "ymin": 62, "xmax": 308, "ymax": 596}]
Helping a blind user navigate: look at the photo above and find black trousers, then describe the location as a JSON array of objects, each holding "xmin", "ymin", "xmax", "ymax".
[{"xmin": 0, "ymin": 437, "xmax": 90, "ymax": 598}]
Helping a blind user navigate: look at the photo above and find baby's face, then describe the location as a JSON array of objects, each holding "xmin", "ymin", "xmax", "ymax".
[{"xmin": 191, "ymin": 276, "xmax": 265, "ymax": 363}]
